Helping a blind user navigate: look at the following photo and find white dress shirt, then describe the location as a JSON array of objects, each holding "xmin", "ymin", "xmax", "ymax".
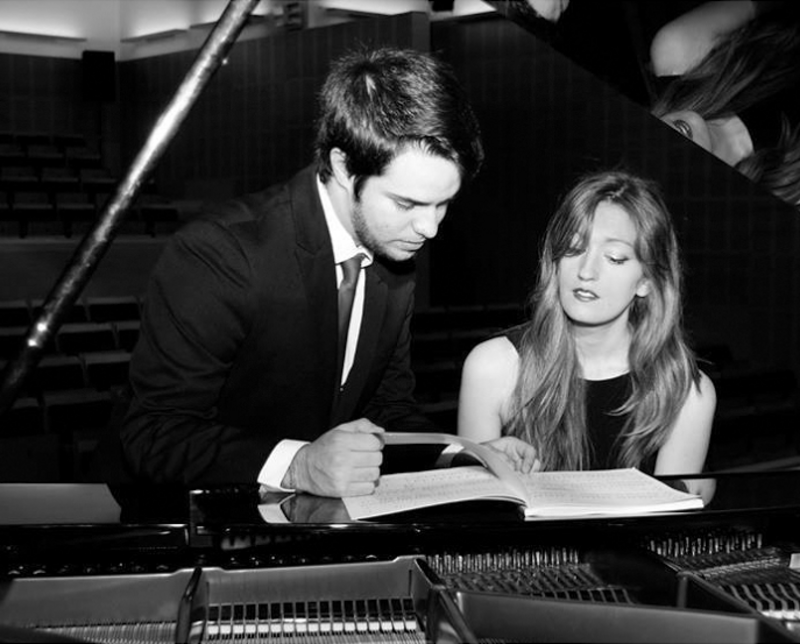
[{"xmin": 257, "ymin": 175, "xmax": 372, "ymax": 491}]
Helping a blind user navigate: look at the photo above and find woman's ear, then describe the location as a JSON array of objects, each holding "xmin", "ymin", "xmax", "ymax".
[
  {"xmin": 636, "ymin": 278, "xmax": 652, "ymax": 298},
  {"xmin": 329, "ymin": 148, "xmax": 354, "ymax": 193}
]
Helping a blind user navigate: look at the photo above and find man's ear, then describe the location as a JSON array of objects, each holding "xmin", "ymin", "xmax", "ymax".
[{"xmin": 329, "ymin": 148, "xmax": 354, "ymax": 193}]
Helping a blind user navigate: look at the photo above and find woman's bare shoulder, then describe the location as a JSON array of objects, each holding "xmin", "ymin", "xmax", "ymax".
[{"xmin": 463, "ymin": 335, "xmax": 520, "ymax": 382}]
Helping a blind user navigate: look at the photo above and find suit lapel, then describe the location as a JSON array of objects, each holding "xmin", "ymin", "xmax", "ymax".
[{"xmin": 290, "ymin": 167, "xmax": 339, "ymax": 410}]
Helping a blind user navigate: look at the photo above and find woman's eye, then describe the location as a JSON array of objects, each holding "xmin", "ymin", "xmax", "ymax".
[
  {"xmin": 564, "ymin": 246, "xmax": 584, "ymax": 257},
  {"xmin": 670, "ymin": 118, "xmax": 693, "ymax": 141},
  {"xmin": 608, "ymin": 255, "xmax": 628, "ymax": 265}
]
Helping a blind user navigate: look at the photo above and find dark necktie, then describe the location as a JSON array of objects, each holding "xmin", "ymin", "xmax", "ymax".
[{"xmin": 337, "ymin": 254, "xmax": 363, "ymax": 381}]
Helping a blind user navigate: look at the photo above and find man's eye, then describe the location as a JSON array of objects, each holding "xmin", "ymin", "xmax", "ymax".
[
  {"xmin": 396, "ymin": 201, "xmax": 415, "ymax": 211},
  {"xmin": 670, "ymin": 118, "xmax": 693, "ymax": 141}
]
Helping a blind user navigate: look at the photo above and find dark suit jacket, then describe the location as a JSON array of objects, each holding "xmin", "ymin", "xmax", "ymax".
[{"xmin": 119, "ymin": 165, "xmax": 437, "ymax": 485}]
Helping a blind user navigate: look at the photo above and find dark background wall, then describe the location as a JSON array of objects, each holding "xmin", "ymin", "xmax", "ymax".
[
  {"xmin": 1, "ymin": 11, "xmax": 797, "ymax": 377},
  {"xmin": 112, "ymin": 11, "xmax": 799, "ymax": 375}
]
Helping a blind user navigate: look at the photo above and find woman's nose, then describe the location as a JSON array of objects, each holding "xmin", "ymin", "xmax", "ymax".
[{"xmin": 577, "ymin": 253, "xmax": 598, "ymax": 280}]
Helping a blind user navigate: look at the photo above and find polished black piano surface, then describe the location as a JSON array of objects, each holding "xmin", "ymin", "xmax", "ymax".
[{"xmin": 2, "ymin": 469, "xmax": 800, "ymax": 643}]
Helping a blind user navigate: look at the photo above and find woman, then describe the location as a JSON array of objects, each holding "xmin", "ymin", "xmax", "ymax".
[
  {"xmin": 457, "ymin": 170, "xmax": 716, "ymax": 500},
  {"xmin": 650, "ymin": 1, "xmax": 800, "ymax": 209}
]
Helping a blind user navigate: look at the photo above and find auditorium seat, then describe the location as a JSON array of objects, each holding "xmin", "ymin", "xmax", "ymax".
[
  {"xmin": 52, "ymin": 133, "xmax": 87, "ymax": 150},
  {"xmin": 482, "ymin": 303, "xmax": 526, "ymax": 329},
  {"xmin": 79, "ymin": 167, "xmax": 117, "ymax": 194},
  {"xmin": 0, "ymin": 190, "xmax": 17, "ymax": 235},
  {"xmin": 0, "ymin": 433, "xmax": 60, "ymax": 482},
  {"xmin": 707, "ymin": 367, "xmax": 800, "ymax": 471},
  {"xmin": 56, "ymin": 322, "xmax": 117, "ymax": 355},
  {"xmin": 64, "ymin": 145, "xmax": 102, "ymax": 169},
  {"xmin": 0, "ymin": 299, "xmax": 30, "ymax": 327},
  {"xmin": 30, "ymin": 298, "xmax": 90, "ymax": 325},
  {"xmin": 13, "ymin": 190, "xmax": 60, "ymax": 236},
  {"xmin": 411, "ymin": 307, "xmax": 451, "ymax": 335},
  {"xmin": 43, "ymin": 388, "xmax": 115, "ymax": 480},
  {"xmin": 0, "ymin": 325, "xmax": 60, "ymax": 360},
  {"xmin": 41, "ymin": 167, "xmax": 80, "ymax": 193},
  {"xmin": 86, "ymin": 295, "xmax": 140, "ymax": 323},
  {"xmin": 0, "ymin": 165, "xmax": 39, "ymax": 191},
  {"xmin": 414, "ymin": 361, "xmax": 461, "ymax": 405},
  {"xmin": 83, "ymin": 350, "xmax": 131, "ymax": 391},
  {"xmin": 115, "ymin": 320, "xmax": 141, "ymax": 352},
  {"xmin": 445, "ymin": 304, "xmax": 487, "ymax": 329},
  {"xmin": 0, "ymin": 326, "xmax": 26, "ymax": 360},
  {"xmin": 0, "ymin": 142, "xmax": 25, "ymax": 165},
  {"xmin": 137, "ymin": 194, "xmax": 180, "ymax": 236},
  {"xmin": 713, "ymin": 367, "xmax": 797, "ymax": 413},
  {"xmin": 0, "ymin": 395, "xmax": 46, "ymax": 436},
  {"xmin": 15, "ymin": 132, "xmax": 51, "ymax": 148},
  {"xmin": 55, "ymin": 191, "xmax": 96, "ymax": 237},
  {"xmin": 28, "ymin": 354, "xmax": 87, "ymax": 394},
  {"xmin": 26, "ymin": 143, "xmax": 64, "ymax": 168},
  {"xmin": 411, "ymin": 330, "xmax": 455, "ymax": 365},
  {"xmin": 420, "ymin": 399, "xmax": 458, "ymax": 433}
]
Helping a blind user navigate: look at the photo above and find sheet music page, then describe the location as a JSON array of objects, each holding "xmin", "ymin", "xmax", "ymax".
[
  {"xmin": 518, "ymin": 468, "xmax": 704, "ymax": 517},
  {"xmin": 343, "ymin": 466, "xmax": 524, "ymax": 520}
]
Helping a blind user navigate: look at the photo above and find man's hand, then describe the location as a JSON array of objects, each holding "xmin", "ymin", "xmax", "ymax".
[
  {"xmin": 285, "ymin": 419, "xmax": 384, "ymax": 497},
  {"xmin": 483, "ymin": 436, "xmax": 540, "ymax": 474}
]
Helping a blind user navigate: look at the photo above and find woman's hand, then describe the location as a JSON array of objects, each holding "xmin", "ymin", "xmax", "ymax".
[{"xmin": 483, "ymin": 436, "xmax": 540, "ymax": 474}]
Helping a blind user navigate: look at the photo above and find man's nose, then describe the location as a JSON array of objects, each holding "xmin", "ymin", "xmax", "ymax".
[{"xmin": 412, "ymin": 207, "xmax": 442, "ymax": 239}]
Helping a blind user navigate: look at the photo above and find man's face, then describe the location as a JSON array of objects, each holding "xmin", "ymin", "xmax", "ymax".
[{"xmin": 350, "ymin": 147, "xmax": 462, "ymax": 262}]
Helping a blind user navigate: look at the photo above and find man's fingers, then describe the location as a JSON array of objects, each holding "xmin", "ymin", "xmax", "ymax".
[
  {"xmin": 353, "ymin": 421, "xmax": 384, "ymax": 434},
  {"xmin": 351, "ymin": 450, "xmax": 383, "ymax": 468},
  {"xmin": 351, "ymin": 466, "xmax": 381, "ymax": 483},
  {"xmin": 343, "ymin": 480, "xmax": 379, "ymax": 497},
  {"xmin": 335, "ymin": 431, "xmax": 384, "ymax": 452}
]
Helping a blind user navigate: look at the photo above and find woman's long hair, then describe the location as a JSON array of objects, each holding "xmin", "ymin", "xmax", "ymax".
[
  {"xmin": 651, "ymin": 15, "xmax": 800, "ymax": 208},
  {"xmin": 504, "ymin": 170, "xmax": 700, "ymax": 470}
]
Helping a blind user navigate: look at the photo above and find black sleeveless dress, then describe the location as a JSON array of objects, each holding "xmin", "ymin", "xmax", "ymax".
[{"xmin": 502, "ymin": 326, "xmax": 655, "ymax": 474}]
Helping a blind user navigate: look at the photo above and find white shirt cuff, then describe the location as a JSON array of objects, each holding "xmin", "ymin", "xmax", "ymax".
[{"xmin": 257, "ymin": 439, "xmax": 308, "ymax": 491}]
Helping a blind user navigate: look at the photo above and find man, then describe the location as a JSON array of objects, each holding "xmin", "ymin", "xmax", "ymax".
[{"xmin": 118, "ymin": 47, "xmax": 484, "ymax": 497}]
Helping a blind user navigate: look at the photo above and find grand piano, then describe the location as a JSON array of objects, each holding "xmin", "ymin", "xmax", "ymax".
[{"xmin": 2, "ymin": 469, "xmax": 800, "ymax": 643}]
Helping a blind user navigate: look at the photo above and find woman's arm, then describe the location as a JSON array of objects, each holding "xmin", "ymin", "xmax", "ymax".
[
  {"xmin": 654, "ymin": 370, "xmax": 717, "ymax": 502},
  {"xmin": 649, "ymin": 1, "xmax": 758, "ymax": 76},
  {"xmin": 457, "ymin": 336, "xmax": 519, "ymax": 442}
]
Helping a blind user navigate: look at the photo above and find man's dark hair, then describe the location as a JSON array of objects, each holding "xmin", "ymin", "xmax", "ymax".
[{"xmin": 314, "ymin": 47, "xmax": 484, "ymax": 196}]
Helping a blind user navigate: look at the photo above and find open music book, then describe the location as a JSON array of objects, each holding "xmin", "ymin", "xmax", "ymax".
[{"xmin": 342, "ymin": 433, "xmax": 704, "ymax": 521}]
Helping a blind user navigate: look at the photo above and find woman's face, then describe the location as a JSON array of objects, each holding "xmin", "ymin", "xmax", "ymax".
[
  {"xmin": 558, "ymin": 201, "xmax": 650, "ymax": 331},
  {"xmin": 660, "ymin": 110, "xmax": 714, "ymax": 154}
]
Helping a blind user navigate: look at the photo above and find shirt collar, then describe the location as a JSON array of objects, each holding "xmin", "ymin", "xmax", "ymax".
[{"xmin": 317, "ymin": 174, "xmax": 373, "ymax": 267}]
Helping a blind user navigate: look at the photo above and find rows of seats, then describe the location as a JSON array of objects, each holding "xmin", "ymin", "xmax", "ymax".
[
  {"xmin": 0, "ymin": 130, "xmax": 180, "ymax": 238},
  {"xmin": 0, "ymin": 295, "xmax": 142, "ymax": 482},
  {"xmin": 3, "ymin": 292, "xmax": 799, "ymax": 479},
  {"xmin": 410, "ymin": 303, "xmax": 527, "ymax": 432}
]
